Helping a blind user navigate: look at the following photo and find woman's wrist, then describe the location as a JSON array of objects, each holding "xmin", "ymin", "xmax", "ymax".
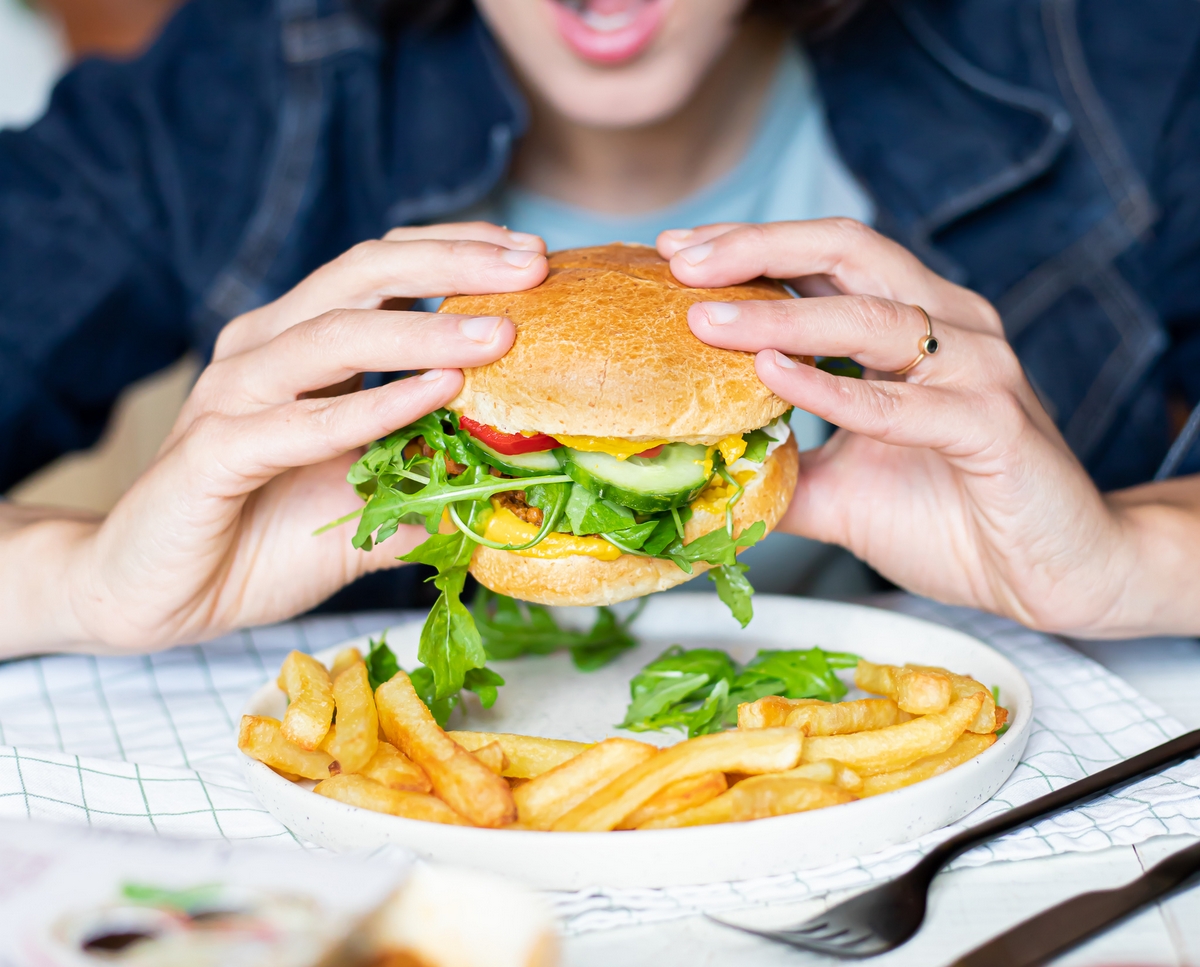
[
  {"xmin": 1094, "ymin": 480, "xmax": 1200, "ymax": 639},
  {"xmin": 0, "ymin": 510, "xmax": 100, "ymax": 657}
]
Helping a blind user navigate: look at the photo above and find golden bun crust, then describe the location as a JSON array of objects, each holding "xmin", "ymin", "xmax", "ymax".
[
  {"xmin": 443, "ymin": 243, "xmax": 806, "ymax": 443},
  {"xmin": 468, "ymin": 436, "xmax": 798, "ymax": 606}
]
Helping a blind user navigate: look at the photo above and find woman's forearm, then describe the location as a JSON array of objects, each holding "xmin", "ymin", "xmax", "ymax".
[
  {"xmin": 0, "ymin": 504, "xmax": 97, "ymax": 657},
  {"xmin": 1100, "ymin": 476, "xmax": 1200, "ymax": 639}
]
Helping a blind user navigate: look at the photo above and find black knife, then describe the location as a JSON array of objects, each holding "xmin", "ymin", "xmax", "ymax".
[{"xmin": 951, "ymin": 839, "xmax": 1200, "ymax": 967}]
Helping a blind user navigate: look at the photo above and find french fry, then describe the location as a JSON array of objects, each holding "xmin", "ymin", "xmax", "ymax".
[
  {"xmin": 359, "ymin": 741, "xmax": 432, "ymax": 793},
  {"xmin": 278, "ymin": 651, "xmax": 335, "ymax": 750},
  {"xmin": 329, "ymin": 646, "xmax": 363, "ymax": 680},
  {"xmin": 727, "ymin": 776, "xmax": 856, "ymax": 821},
  {"xmin": 314, "ymin": 774, "xmax": 471, "ymax": 826},
  {"xmin": 910, "ymin": 665, "xmax": 1000, "ymax": 733},
  {"xmin": 639, "ymin": 793, "xmax": 732, "ymax": 828},
  {"xmin": 771, "ymin": 759, "xmax": 863, "ymax": 792},
  {"xmin": 449, "ymin": 731, "xmax": 592, "ymax": 779},
  {"xmin": 514, "ymin": 738, "xmax": 658, "ymax": 831},
  {"xmin": 618, "ymin": 771, "xmax": 728, "ymax": 829},
  {"xmin": 323, "ymin": 661, "xmax": 378, "ymax": 773},
  {"xmin": 552, "ymin": 728, "xmax": 803, "ymax": 832},
  {"xmin": 238, "ymin": 715, "xmax": 333, "ymax": 780},
  {"xmin": 855, "ymin": 659, "xmax": 952, "ymax": 715},
  {"xmin": 376, "ymin": 674, "xmax": 517, "ymax": 828},
  {"xmin": 469, "ymin": 740, "xmax": 508, "ymax": 776},
  {"xmin": 860, "ymin": 732, "xmax": 997, "ymax": 797},
  {"xmin": 994, "ymin": 706, "xmax": 1008, "ymax": 730},
  {"xmin": 737, "ymin": 696, "xmax": 825, "ymax": 729},
  {"xmin": 784, "ymin": 698, "xmax": 899, "ymax": 736},
  {"xmin": 803, "ymin": 693, "xmax": 984, "ymax": 775},
  {"xmin": 641, "ymin": 776, "xmax": 854, "ymax": 828},
  {"xmin": 270, "ymin": 767, "xmax": 302, "ymax": 783}
]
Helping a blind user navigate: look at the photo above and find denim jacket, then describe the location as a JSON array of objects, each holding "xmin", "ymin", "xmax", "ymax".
[{"xmin": 1, "ymin": 0, "xmax": 1197, "ymax": 494}]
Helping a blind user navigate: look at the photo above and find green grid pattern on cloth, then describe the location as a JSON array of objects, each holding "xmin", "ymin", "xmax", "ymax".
[{"xmin": 0, "ymin": 600, "xmax": 1197, "ymax": 935}]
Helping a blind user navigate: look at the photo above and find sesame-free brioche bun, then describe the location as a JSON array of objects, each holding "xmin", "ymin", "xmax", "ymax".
[
  {"xmin": 468, "ymin": 435, "xmax": 798, "ymax": 606},
  {"xmin": 442, "ymin": 243, "xmax": 804, "ymax": 444}
]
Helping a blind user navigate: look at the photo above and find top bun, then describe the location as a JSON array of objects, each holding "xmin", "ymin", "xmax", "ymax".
[{"xmin": 441, "ymin": 243, "xmax": 796, "ymax": 443}]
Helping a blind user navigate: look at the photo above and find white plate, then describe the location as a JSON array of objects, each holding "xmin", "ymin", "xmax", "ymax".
[{"xmin": 242, "ymin": 595, "xmax": 1031, "ymax": 889}]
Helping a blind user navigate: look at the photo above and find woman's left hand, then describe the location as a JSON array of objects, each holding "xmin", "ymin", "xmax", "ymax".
[{"xmin": 659, "ymin": 219, "xmax": 1199, "ymax": 638}]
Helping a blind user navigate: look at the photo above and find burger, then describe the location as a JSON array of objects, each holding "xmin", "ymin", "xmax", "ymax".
[{"xmin": 345, "ymin": 243, "xmax": 803, "ymax": 698}]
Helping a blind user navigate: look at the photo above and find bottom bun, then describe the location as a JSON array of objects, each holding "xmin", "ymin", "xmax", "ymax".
[{"xmin": 469, "ymin": 435, "xmax": 799, "ymax": 606}]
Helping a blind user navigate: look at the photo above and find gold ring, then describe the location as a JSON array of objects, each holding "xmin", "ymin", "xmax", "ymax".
[{"xmin": 895, "ymin": 305, "xmax": 939, "ymax": 376}]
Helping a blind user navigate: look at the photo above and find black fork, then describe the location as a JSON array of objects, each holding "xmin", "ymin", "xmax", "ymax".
[{"xmin": 710, "ymin": 728, "xmax": 1200, "ymax": 958}]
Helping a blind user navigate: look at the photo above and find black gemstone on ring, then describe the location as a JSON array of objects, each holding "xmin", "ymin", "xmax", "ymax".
[{"xmin": 924, "ymin": 336, "xmax": 939, "ymax": 354}]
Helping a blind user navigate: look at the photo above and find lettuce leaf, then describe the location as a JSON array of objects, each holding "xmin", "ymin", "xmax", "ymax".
[
  {"xmin": 472, "ymin": 587, "xmax": 640, "ymax": 671},
  {"xmin": 365, "ymin": 634, "xmax": 505, "ymax": 728},
  {"xmin": 620, "ymin": 644, "xmax": 860, "ymax": 737},
  {"xmin": 365, "ymin": 632, "xmax": 400, "ymax": 691},
  {"xmin": 708, "ymin": 562, "xmax": 755, "ymax": 627}
]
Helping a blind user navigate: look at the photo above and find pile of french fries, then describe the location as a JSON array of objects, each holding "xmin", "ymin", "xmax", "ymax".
[{"xmin": 239, "ymin": 650, "xmax": 1008, "ymax": 831}]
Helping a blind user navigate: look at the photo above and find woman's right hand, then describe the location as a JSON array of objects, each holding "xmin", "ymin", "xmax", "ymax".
[{"xmin": 1, "ymin": 223, "xmax": 547, "ymax": 657}]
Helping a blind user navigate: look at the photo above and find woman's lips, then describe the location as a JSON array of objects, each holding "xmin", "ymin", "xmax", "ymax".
[{"xmin": 547, "ymin": 0, "xmax": 670, "ymax": 65}]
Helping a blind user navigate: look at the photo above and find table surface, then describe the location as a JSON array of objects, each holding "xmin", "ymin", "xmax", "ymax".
[{"xmin": 563, "ymin": 633, "xmax": 1200, "ymax": 967}]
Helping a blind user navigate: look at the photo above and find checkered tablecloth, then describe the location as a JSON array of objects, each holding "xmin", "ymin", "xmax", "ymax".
[{"xmin": 1, "ymin": 597, "xmax": 1198, "ymax": 934}]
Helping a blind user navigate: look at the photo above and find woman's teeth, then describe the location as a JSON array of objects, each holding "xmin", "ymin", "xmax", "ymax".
[
  {"xmin": 558, "ymin": 0, "xmax": 647, "ymax": 34},
  {"xmin": 582, "ymin": 10, "xmax": 639, "ymax": 32}
]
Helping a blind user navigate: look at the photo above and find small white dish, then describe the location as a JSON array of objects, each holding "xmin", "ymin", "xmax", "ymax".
[{"xmin": 241, "ymin": 595, "xmax": 1031, "ymax": 889}]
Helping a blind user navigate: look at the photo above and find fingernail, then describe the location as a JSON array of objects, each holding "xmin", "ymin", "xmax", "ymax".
[
  {"xmin": 459, "ymin": 316, "xmax": 504, "ymax": 343},
  {"xmin": 699, "ymin": 302, "xmax": 740, "ymax": 326},
  {"xmin": 678, "ymin": 242, "xmax": 713, "ymax": 266},
  {"xmin": 771, "ymin": 350, "xmax": 798, "ymax": 369},
  {"xmin": 506, "ymin": 231, "xmax": 541, "ymax": 248},
  {"xmin": 418, "ymin": 368, "xmax": 445, "ymax": 381},
  {"xmin": 661, "ymin": 228, "xmax": 693, "ymax": 240},
  {"xmin": 502, "ymin": 248, "xmax": 539, "ymax": 268}
]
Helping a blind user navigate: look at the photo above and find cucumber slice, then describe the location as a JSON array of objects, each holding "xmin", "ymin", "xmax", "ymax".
[
  {"xmin": 470, "ymin": 439, "xmax": 564, "ymax": 477},
  {"xmin": 563, "ymin": 443, "xmax": 713, "ymax": 513}
]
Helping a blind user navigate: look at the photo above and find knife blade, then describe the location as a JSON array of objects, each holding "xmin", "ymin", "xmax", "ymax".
[{"xmin": 951, "ymin": 839, "xmax": 1200, "ymax": 967}]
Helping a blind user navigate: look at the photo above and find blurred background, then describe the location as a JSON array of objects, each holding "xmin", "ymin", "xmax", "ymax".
[{"xmin": 1, "ymin": 0, "xmax": 195, "ymax": 514}]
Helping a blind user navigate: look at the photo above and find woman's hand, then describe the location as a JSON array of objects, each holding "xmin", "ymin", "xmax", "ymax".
[
  {"xmin": 660, "ymin": 219, "xmax": 1200, "ymax": 638},
  {"xmin": 1, "ymin": 223, "xmax": 547, "ymax": 656}
]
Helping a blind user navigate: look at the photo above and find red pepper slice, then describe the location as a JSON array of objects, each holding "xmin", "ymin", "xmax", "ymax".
[
  {"xmin": 459, "ymin": 415, "xmax": 561, "ymax": 455},
  {"xmin": 635, "ymin": 445, "xmax": 665, "ymax": 459}
]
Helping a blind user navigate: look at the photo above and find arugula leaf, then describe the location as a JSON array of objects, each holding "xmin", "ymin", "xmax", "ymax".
[
  {"xmin": 365, "ymin": 632, "xmax": 400, "ymax": 690},
  {"xmin": 666, "ymin": 519, "xmax": 765, "ymax": 571},
  {"xmin": 709, "ymin": 562, "xmax": 755, "ymax": 627},
  {"xmin": 463, "ymin": 666, "xmax": 506, "ymax": 708},
  {"xmin": 741, "ymin": 428, "xmax": 772, "ymax": 464},
  {"xmin": 734, "ymin": 648, "xmax": 850, "ymax": 702},
  {"xmin": 397, "ymin": 502, "xmax": 492, "ymax": 699},
  {"xmin": 525, "ymin": 482, "xmax": 571, "ymax": 528},
  {"xmin": 364, "ymin": 634, "xmax": 504, "ymax": 728},
  {"xmin": 641, "ymin": 513, "xmax": 685, "ymax": 556},
  {"xmin": 472, "ymin": 587, "xmax": 640, "ymax": 670},
  {"xmin": 567, "ymin": 604, "xmax": 643, "ymax": 670},
  {"xmin": 620, "ymin": 644, "xmax": 860, "ymax": 737},
  {"xmin": 417, "ymin": 563, "xmax": 485, "ymax": 699},
  {"xmin": 564, "ymin": 484, "xmax": 639, "ymax": 535},
  {"xmin": 399, "ymin": 530, "xmax": 476, "ymax": 572},
  {"xmin": 620, "ymin": 646, "xmax": 737, "ymax": 734},
  {"xmin": 409, "ymin": 664, "xmax": 459, "ymax": 727}
]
